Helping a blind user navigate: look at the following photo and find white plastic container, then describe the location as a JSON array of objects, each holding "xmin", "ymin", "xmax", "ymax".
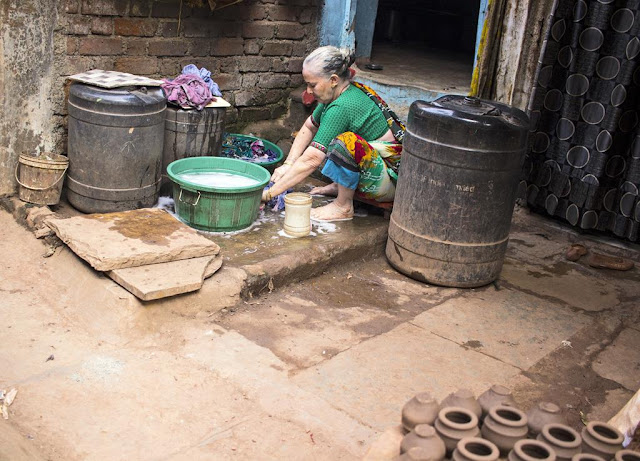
[{"xmin": 284, "ymin": 192, "xmax": 312, "ymax": 237}]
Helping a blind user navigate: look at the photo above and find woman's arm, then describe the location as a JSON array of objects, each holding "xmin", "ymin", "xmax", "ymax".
[
  {"xmin": 263, "ymin": 145, "xmax": 325, "ymax": 200},
  {"xmin": 271, "ymin": 116, "xmax": 318, "ymax": 182},
  {"xmin": 287, "ymin": 116, "xmax": 318, "ymax": 163}
]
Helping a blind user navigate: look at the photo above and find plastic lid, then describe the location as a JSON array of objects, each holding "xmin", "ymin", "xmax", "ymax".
[{"xmin": 427, "ymin": 95, "xmax": 530, "ymax": 128}]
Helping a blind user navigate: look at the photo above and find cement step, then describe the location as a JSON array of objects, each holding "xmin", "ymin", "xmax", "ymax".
[{"xmin": 1, "ymin": 188, "xmax": 389, "ymax": 311}]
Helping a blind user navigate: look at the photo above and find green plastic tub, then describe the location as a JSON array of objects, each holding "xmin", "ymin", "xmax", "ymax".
[
  {"xmin": 167, "ymin": 156, "xmax": 271, "ymax": 232},
  {"xmin": 220, "ymin": 133, "xmax": 284, "ymax": 173}
]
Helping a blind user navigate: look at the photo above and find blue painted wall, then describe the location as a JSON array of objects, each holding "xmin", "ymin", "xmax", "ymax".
[
  {"xmin": 355, "ymin": 76, "xmax": 458, "ymax": 122},
  {"xmin": 354, "ymin": 0, "xmax": 379, "ymax": 58},
  {"xmin": 320, "ymin": 1, "xmax": 480, "ymax": 118},
  {"xmin": 474, "ymin": 0, "xmax": 490, "ymax": 70},
  {"xmin": 319, "ymin": 0, "xmax": 357, "ymax": 49}
]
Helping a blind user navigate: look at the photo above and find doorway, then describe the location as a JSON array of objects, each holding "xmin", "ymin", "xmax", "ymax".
[{"xmin": 355, "ymin": 0, "xmax": 480, "ymax": 93}]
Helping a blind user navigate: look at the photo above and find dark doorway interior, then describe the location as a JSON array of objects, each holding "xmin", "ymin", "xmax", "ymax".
[{"xmin": 360, "ymin": 0, "xmax": 480, "ymax": 93}]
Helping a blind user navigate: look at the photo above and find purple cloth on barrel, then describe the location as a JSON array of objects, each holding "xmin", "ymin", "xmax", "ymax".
[
  {"xmin": 182, "ymin": 64, "xmax": 222, "ymax": 97},
  {"xmin": 161, "ymin": 74, "xmax": 214, "ymax": 110}
]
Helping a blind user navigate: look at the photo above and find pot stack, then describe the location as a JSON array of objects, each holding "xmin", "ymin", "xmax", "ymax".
[{"xmin": 395, "ymin": 385, "xmax": 636, "ymax": 461}]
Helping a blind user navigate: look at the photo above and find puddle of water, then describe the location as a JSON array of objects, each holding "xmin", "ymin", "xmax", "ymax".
[
  {"xmin": 314, "ymin": 222, "xmax": 337, "ymax": 234},
  {"xmin": 154, "ymin": 196, "xmax": 177, "ymax": 218}
]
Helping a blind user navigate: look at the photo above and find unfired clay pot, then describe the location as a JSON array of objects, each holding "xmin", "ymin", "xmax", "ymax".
[
  {"xmin": 571, "ymin": 454, "xmax": 605, "ymax": 461},
  {"xmin": 441, "ymin": 389, "xmax": 482, "ymax": 420},
  {"xmin": 481, "ymin": 404, "xmax": 529, "ymax": 455},
  {"xmin": 527, "ymin": 402, "xmax": 567, "ymax": 437},
  {"xmin": 478, "ymin": 385, "xmax": 516, "ymax": 420},
  {"xmin": 452, "ymin": 437, "xmax": 500, "ymax": 461},
  {"xmin": 537, "ymin": 423, "xmax": 582, "ymax": 461},
  {"xmin": 434, "ymin": 407, "xmax": 480, "ymax": 455},
  {"xmin": 400, "ymin": 424, "xmax": 446, "ymax": 460},
  {"xmin": 396, "ymin": 446, "xmax": 435, "ymax": 461},
  {"xmin": 402, "ymin": 392, "xmax": 441, "ymax": 433},
  {"xmin": 580, "ymin": 421, "xmax": 624, "ymax": 460},
  {"xmin": 508, "ymin": 440, "xmax": 557, "ymax": 461},
  {"xmin": 615, "ymin": 450, "xmax": 640, "ymax": 461}
]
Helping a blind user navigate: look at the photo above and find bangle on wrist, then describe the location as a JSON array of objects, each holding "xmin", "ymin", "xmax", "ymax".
[{"xmin": 265, "ymin": 188, "xmax": 273, "ymax": 201}]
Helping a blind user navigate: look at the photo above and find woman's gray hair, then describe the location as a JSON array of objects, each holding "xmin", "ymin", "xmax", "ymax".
[{"xmin": 303, "ymin": 46, "xmax": 356, "ymax": 79}]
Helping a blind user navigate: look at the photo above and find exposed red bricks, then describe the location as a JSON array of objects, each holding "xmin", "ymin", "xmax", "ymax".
[
  {"xmin": 77, "ymin": 37, "xmax": 123, "ymax": 55},
  {"xmin": 114, "ymin": 18, "xmax": 157, "ymax": 37},
  {"xmin": 60, "ymin": 0, "xmax": 319, "ymax": 128}
]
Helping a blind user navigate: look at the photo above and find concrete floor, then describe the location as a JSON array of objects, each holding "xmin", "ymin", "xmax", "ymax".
[
  {"xmin": 357, "ymin": 42, "xmax": 474, "ymax": 94},
  {"xmin": 1, "ymin": 203, "xmax": 639, "ymax": 460}
]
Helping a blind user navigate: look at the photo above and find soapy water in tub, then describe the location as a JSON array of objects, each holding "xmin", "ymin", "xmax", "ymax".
[{"xmin": 177, "ymin": 172, "xmax": 261, "ymax": 188}]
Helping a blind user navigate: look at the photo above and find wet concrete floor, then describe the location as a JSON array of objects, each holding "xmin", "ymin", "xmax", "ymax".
[{"xmin": 1, "ymin": 204, "xmax": 639, "ymax": 460}]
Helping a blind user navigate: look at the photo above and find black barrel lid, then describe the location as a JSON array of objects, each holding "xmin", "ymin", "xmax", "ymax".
[
  {"xmin": 437, "ymin": 95, "xmax": 501, "ymax": 116},
  {"xmin": 406, "ymin": 95, "xmax": 530, "ymax": 151},
  {"xmin": 414, "ymin": 95, "xmax": 530, "ymax": 129},
  {"xmin": 69, "ymin": 82, "xmax": 166, "ymax": 112}
]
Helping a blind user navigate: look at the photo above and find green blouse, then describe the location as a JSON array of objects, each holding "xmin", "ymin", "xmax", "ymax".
[{"xmin": 310, "ymin": 84, "xmax": 390, "ymax": 152}]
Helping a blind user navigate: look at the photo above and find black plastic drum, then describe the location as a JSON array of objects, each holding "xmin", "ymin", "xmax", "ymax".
[
  {"xmin": 386, "ymin": 96, "xmax": 530, "ymax": 287},
  {"xmin": 67, "ymin": 83, "xmax": 166, "ymax": 213},
  {"xmin": 161, "ymin": 106, "xmax": 225, "ymax": 194}
]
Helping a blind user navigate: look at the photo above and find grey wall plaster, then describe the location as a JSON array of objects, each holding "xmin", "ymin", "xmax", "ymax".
[{"xmin": 0, "ymin": 0, "xmax": 58, "ymax": 196}]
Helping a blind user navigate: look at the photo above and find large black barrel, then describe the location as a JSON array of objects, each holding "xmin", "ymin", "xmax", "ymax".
[
  {"xmin": 67, "ymin": 83, "xmax": 166, "ymax": 213},
  {"xmin": 386, "ymin": 96, "xmax": 530, "ymax": 287},
  {"xmin": 161, "ymin": 106, "xmax": 225, "ymax": 194}
]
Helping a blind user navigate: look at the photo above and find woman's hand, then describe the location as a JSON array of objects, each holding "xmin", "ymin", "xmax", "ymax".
[{"xmin": 271, "ymin": 163, "xmax": 292, "ymax": 183}]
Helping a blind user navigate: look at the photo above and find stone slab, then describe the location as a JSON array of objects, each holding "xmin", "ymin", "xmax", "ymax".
[
  {"xmin": 500, "ymin": 259, "xmax": 620, "ymax": 312},
  {"xmin": 411, "ymin": 289, "xmax": 590, "ymax": 369},
  {"xmin": 507, "ymin": 230, "xmax": 570, "ymax": 260},
  {"xmin": 292, "ymin": 323, "xmax": 520, "ymax": 431},
  {"xmin": 180, "ymin": 330, "xmax": 377, "ymax": 457},
  {"xmin": 593, "ymin": 328, "xmax": 640, "ymax": 391},
  {"xmin": 107, "ymin": 254, "xmax": 223, "ymax": 301},
  {"xmin": 45, "ymin": 208, "xmax": 219, "ymax": 271}
]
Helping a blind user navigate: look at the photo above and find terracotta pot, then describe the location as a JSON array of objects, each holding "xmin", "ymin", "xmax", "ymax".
[
  {"xmin": 434, "ymin": 407, "xmax": 480, "ymax": 455},
  {"xmin": 508, "ymin": 440, "xmax": 557, "ymax": 461},
  {"xmin": 478, "ymin": 385, "xmax": 516, "ymax": 420},
  {"xmin": 571, "ymin": 454, "xmax": 605, "ymax": 461},
  {"xmin": 452, "ymin": 437, "xmax": 500, "ymax": 461},
  {"xmin": 537, "ymin": 424, "xmax": 582, "ymax": 461},
  {"xmin": 402, "ymin": 392, "xmax": 441, "ymax": 433},
  {"xmin": 481, "ymin": 404, "xmax": 528, "ymax": 455},
  {"xmin": 527, "ymin": 402, "xmax": 567, "ymax": 437},
  {"xmin": 396, "ymin": 446, "xmax": 435, "ymax": 461},
  {"xmin": 441, "ymin": 389, "xmax": 482, "ymax": 420},
  {"xmin": 400, "ymin": 424, "xmax": 446, "ymax": 460},
  {"xmin": 581, "ymin": 421, "xmax": 624, "ymax": 460},
  {"xmin": 615, "ymin": 450, "xmax": 640, "ymax": 461}
]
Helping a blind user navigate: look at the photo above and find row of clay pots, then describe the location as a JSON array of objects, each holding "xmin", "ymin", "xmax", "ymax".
[
  {"xmin": 401, "ymin": 405, "xmax": 631, "ymax": 461},
  {"xmin": 399, "ymin": 434, "xmax": 640, "ymax": 461},
  {"xmin": 401, "ymin": 385, "xmax": 511, "ymax": 435},
  {"xmin": 401, "ymin": 385, "xmax": 572, "ymax": 438},
  {"xmin": 399, "ymin": 386, "xmax": 636, "ymax": 461}
]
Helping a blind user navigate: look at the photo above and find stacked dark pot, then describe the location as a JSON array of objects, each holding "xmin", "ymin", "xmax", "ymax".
[{"xmin": 396, "ymin": 385, "xmax": 637, "ymax": 461}]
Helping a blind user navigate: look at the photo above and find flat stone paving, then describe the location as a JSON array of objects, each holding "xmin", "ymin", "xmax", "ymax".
[
  {"xmin": 2, "ymin": 200, "xmax": 640, "ymax": 460},
  {"xmin": 411, "ymin": 289, "xmax": 590, "ymax": 369},
  {"xmin": 292, "ymin": 322, "xmax": 521, "ymax": 431},
  {"xmin": 593, "ymin": 327, "xmax": 640, "ymax": 391}
]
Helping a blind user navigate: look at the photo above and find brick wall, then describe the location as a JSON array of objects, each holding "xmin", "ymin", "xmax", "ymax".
[{"xmin": 53, "ymin": 0, "xmax": 319, "ymax": 152}]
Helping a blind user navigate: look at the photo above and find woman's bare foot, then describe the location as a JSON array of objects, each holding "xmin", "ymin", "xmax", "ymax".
[
  {"xmin": 310, "ymin": 200, "xmax": 354, "ymax": 222},
  {"xmin": 309, "ymin": 182, "xmax": 339, "ymax": 196}
]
